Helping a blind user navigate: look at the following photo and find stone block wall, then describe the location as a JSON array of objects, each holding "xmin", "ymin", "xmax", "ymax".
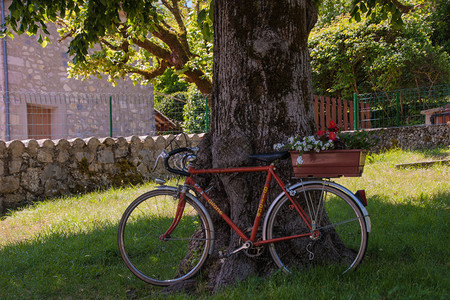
[
  {"xmin": 0, "ymin": 124, "xmax": 448, "ymax": 214},
  {"xmin": 367, "ymin": 124, "xmax": 449, "ymax": 152},
  {"xmin": 0, "ymin": 134, "xmax": 204, "ymax": 213}
]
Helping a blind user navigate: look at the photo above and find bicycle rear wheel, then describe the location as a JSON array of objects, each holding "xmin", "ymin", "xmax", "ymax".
[
  {"xmin": 118, "ymin": 188, "xmax": 212, "ymax": 286},
  {"xmin": 264, "ymin": 184, "xmax": 368, "ymax": 274}
]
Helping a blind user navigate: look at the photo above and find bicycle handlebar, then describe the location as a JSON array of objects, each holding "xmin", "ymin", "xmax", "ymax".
[{"xmin": 163, "ymin": 147, "xmax": 192, "ymax": 177}]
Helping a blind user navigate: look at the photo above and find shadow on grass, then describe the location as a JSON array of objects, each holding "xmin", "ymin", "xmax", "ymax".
[
  {"xmin": 0, "ymin": 191, "xmax": 448, "ymax": 299},
  {"xmin": 401, "ymin": 147, "xmax": 449, "ymax": 159},
  {"xmin": 0, "ymin": 221, "xmax": 161, "ymax": 299},
  {"xmin": 364, "ymin": 191, "xmax": 449, "ymax": 266}
]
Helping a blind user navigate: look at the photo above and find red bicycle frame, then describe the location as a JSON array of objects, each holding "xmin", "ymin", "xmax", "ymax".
[{"xmin": 162, "ymin": 164, "xmax": 314, "ymax": 246}]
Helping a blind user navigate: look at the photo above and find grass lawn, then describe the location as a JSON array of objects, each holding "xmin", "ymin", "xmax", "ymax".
[{"xmin": 1, "ymin": 148, "xmax": 449, "ymax": 299}]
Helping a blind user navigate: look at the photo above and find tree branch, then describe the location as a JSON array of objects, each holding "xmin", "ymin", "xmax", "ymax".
[
  {"xmin": 131, "ymin": 37, "xmax": 172, "ymax": 61},
  {"xmin": 170, "ymin": 0, "xmax": 187, "ymax": 33},
  {"xmin": 161, "ymin": 0, "xmax": 187, "ymax": 33},
  {"xmin": 152, "ymin": 24, "xmax": 190, "ymax": 68},
  {"xmin": 160, "ymin": 0, "xmax": 192, "ymax": 58},
  {"xmin": 183, "ymin": 68, "xmax": 212, "ymax": 95},
  {"xmin": 390, "ymin": 0, "xmax": 415, "ymax": 14},
  {"xmin": 160, "ymin": 18, "xmax": 175, "ymax": 32},
  {"xmin": 99, "ymin": 38, "xmax": 123, "ymax": 51},
  {"xmin": 125, "ymin": 60, "xmax": 169, "ymax": 80},
  {"xmin": 55, "ymin": 18, "xmax": 75, "ymax": 42}
]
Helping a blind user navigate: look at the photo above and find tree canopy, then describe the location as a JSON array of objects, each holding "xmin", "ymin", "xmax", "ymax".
[
  {"xmin": 310, "ymin": 1, "xmax": 450, "ymax": 98},
  {"xmin": 3, "ymin": 0, "xmax": 213, "ymax": 94},
  {"xmin": 2, "ymin": 0, "xmax": 430, "ymax": 99}
]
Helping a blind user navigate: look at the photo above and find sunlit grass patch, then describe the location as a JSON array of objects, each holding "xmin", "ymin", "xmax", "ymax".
[{"xmin": 1, "ymin": 183, "xmax": 150, "ymax": 246}]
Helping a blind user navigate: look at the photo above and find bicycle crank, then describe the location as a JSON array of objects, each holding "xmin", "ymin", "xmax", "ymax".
[{"xmin": 238, "ymin": 227, "xmax": 265, "ymax": 258}]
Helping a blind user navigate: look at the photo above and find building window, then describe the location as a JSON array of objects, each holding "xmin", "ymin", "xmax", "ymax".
[{"xmin": 27, "ymin": 103, "xmax": 53, "ymax": 139}]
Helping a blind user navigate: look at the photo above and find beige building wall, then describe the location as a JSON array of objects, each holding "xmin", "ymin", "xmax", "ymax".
[{"xmin": 0, "ymin": 0, "xmax": 155, "ymax": 141}]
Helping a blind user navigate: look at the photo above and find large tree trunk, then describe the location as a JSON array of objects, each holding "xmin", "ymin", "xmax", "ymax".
[{"xmin": 195, "ymin": 0, "xmax": 318, "ymax": 290}]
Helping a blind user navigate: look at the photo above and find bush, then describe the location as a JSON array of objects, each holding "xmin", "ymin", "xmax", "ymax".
[
  {"xmin": 309, "ymin": 6, "xmax": 450, "ymax": 99},
  {"xmin": 182, "ymin": 88, "xmax": 209, "ymax": 134}
]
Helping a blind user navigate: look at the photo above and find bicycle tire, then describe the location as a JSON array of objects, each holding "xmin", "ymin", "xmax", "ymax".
[
  {"xmin": 118, "ymin": 187, "xmax": 212, "ymax": 286},
  {"xmin": 264, "ymin": 183, "xmax": 368, "ymax": 274}
]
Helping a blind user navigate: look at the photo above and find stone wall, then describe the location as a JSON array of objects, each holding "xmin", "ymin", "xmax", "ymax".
[
  {"xmin": 0, "ymin": 124, "xmax": 449, "ymax": 213},
  {"xmin": 0, "ymin": 134, "xmax": 204, "ymax": 213},
  {"xmin": 366, "ymin": 124, "xmax": 449, "ymax": 152}
]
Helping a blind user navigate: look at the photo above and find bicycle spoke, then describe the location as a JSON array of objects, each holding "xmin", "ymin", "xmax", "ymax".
[
  {"xmin": 162, "ymin": 236, "xmax": 211, "ymax": 241},
  {"xmin": 118, "ymin": 188, "xmax": 212, "ymax": 286},
  {"xmin": 265, "ymin": 183, "xmax": 368, "ymax": 274},
  {"xmin": 317, "ymin": 216, "xmax": 364, "ymax": 231}
]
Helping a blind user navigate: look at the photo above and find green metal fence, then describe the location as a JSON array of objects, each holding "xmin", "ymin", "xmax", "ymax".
[
  {"xmin": 5, "ymin": 85, "xmax": 444, "ymax": 142},
  {"xmin": 1, "ymin": 92, "xmax": 154, "ymax": 141},
  {"xmin": 353, "ymin": 84, "xmax": 450, "ymax": 130},
  {"xmin": 153, "ymin": 91, "xmax": 210, "ymax": 135},
  {"xmin": 0, "ymin": 91, "xmax": 210, "ymax": 141}
]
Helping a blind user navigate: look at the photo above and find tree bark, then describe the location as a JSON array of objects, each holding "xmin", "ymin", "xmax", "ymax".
[{"xmin": 195, "ymin": 0, "xmax": 318, "ymax": 290}]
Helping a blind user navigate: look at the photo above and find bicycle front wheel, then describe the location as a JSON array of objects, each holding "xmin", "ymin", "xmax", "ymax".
[
  {"xmin": 118, "ymin": 188, "xmax": 212, "ymax": 286},
  {"xmin": 264, "ymin": 184, "xmax": 368, "ymax": 274}
]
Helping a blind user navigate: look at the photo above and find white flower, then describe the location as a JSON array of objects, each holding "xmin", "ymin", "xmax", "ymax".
[
  {"xmin": 273, "ymin": 143, "xmax": 284, "ymax": 151},
  {"xmin": 273, "ymin": 133, "xmax": 336, "ymax": 155},
  {"xmin": 296, "ymin": 155, "xmax": 304, "ymax": 165}
]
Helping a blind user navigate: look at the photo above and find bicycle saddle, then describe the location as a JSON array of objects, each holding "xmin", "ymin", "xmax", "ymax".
[{"xmin": 248, "ymin": 151, "xmax": 290, "ymax": 163}]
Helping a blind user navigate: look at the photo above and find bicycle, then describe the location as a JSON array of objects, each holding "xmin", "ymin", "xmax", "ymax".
[{"xmin": 118, "ymin": 147, "xmax": 371, "ymax": 286}]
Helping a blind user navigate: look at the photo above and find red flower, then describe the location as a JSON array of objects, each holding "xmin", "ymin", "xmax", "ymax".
[
  {"xmin": 328, "ymin": 120, "xmax": 338, "ymax": 132},
  {"xmin": 329, "ymin": 132, "xmax": 338, "ymax": 141},
  {"xmin": 317, "ymin": 130, "xmax": 326, "ymax": 137}
]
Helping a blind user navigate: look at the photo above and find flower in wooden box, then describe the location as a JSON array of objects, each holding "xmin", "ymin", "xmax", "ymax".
[
  {"xmin": 290, "ymin": 150, "xmax": 367, "ymax": 178},
  {"xmin": 274, "ymin": 121, "xmax": 376, "ymax": 178}
]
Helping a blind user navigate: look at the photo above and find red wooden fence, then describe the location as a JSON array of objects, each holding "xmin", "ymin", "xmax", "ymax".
[{"xmin": 314, "ymin": 95, "xmax": 371, "ymax": 131}]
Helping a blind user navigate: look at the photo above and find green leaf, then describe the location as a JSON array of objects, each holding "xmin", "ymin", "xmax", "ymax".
[
  {"xmin": 354, "ymin": 11, "xmax": 361, "ymax": 22},
  {"xmin": 202, "ymin": 24, "xmax": 211, "ymax": 42},
  {"xmin": 42, "ymin": 36, "xmax": 51, "ymax": 48},
  {"xmin": 360, "ymin": 3, "xmax": 367, "ymax": 14},
  {"xmin": 208, "ymin": 1, "xmax": 214, "ymax": 23},
  {"xmin": 197, "ymin": 9, "xmax": 207, "ymax": 24}
]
